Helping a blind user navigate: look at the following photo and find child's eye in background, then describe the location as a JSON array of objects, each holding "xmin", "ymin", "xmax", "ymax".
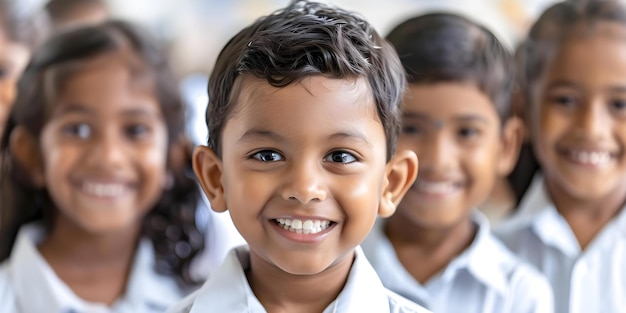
[
  {"xmin": 548, "ymin": 94, "xmax": 577, "ymax": 108},
  {"xmin": 124, "ymin": 124, "xmax": 151, "ymax": 139},
  {"xmin": 609, "ymin": 99, "xmax": 626, "ymax": 111},
  {"xmin": 401, "ymin": 125, "xmax": 423, "ymax": 135},
  {"xmin": 323, "ymin": 151, "xmax": 357, "ymax": 164},
  {"xmin": 63, "ymin": 123, "xmax": 91, "ymax": 139},
  {"xmin": 0, "ymin": 64, "xmax": 9, "ymax": 80},
  {"xmin": 457, "ymin": 127, "xmax": 480, "ymax": 139},
  {"xmin": 252, "ymin": 150, "xmax": 284, "ymax": 162}
]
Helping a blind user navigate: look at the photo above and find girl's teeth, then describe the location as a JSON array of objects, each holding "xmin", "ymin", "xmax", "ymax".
[
  {"xmin": 82, "ymin": 182, "xmax": 127, "ymax": 198},
  {"xmin": 276, "ymin": 218, "xmax": 331, "ymax": 234}
]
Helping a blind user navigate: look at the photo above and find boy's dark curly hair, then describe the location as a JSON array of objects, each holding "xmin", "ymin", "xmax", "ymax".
[{"xmin": 206, "ymin": 0, "xmax": 406, "ymax": 160}]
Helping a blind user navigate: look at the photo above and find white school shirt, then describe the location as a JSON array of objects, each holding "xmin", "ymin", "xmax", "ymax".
[
  {"xmin": 0, "ymin": 223, "xmax": 188, "ymax": 313},
  {"xmin": 361, "ymin": 212, "xmax": 554, "ymax": 313},
  {"xmin": 495, "ymin": 175, "xmax": 626, "ymax": 313},
  {"xmin": 167, "ymin": 245, "xmax": 432, "ymax": 313}
]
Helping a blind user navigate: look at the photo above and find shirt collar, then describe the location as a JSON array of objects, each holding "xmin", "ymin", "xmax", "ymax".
[
  {"xmin": 504, "ymin": 175, "xmax": 626, "ymax": 256},
  {"xmin": 449, "ymin": 212, "xmax": 509, "ymax": 295},
  {"xmin": 10, "ymin": 223, "xmax": 183, "ymax": 313},
  {"xmin": 189, "ymin": 246, "xmax": 393, "ymax": 313},
  {"xmin": 365, "ymin": 213, "xmax": 509, "ymax": 298}
]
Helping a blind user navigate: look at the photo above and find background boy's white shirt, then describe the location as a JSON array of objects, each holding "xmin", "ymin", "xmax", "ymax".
[
  {"xmin": 362, "ymin": 212, "xmax": 554, "ymax": 313},
  {"xmin": 495, "ymin": 175, "xmax": 626, "ymax": 313},
  {"xmin": 167, "ymin": 246, "xmax": 432, "ymax": 313},
  {"xmin": 0, "ymin": 224, "xmax": 188, "ymax": 313}
]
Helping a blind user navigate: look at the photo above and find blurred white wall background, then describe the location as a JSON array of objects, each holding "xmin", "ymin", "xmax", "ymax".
[
  {"xmin": 103, "ymin": 0, "xmax": 560, "ymax": 77},
  {"xmin": 17, "ymin": 0, "xmax": 560, "ymax": 77}
]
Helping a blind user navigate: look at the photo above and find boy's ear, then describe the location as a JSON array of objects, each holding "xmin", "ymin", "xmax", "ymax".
[
  {"xmin": 193, "ymin": 145, "xmax": 227, "ymax": 213},
  {"xmin": 9, "ymin": 126, "xmax": 45, "ymax": 187},
  {"xmin": 497, "ymin": 116, "xmax": 524, "ymax": 176},
  {"xmin": 379, "ymin": 149, "xmax": 418, "ymax": 218}
]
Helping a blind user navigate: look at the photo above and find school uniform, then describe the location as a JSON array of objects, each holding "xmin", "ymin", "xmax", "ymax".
[
  {"xmin": 362, "ymin": 212, "xmax": 554, "ymax": 313},
  {"xmin": 495, "ymin": 175, "xmax": 626, "ymax": 313},
  {"xmin": 0, "ymin": 223, "xmax": 188, "ymax": 313},
  {"xmin": 166, "ymin": 245, "xmax": 432, "ymax": 313}
]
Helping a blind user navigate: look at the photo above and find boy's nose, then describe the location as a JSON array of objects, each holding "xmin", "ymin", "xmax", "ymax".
[
  {"xmin": 281, "ymin": 161, "xmax": 327, "ymax": 204},
  {"xmin": 419, "ymin": 136, "xmax": 456, "ymax": 172}
]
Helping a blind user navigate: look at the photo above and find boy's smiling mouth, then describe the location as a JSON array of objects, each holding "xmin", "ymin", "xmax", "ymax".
[
  {"xmin": 274, "ymin": 218, "xmax": 334, "ymax": 234},
  {"xmin": 412, "ymin": 179, "xmax": 463, "ymax": 198}
]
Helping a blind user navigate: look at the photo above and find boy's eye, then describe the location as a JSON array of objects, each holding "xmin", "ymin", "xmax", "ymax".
[
  {"xmin": 252, "ymin": 150, "xmax": 284, "ymax": 162},
  {"xmin": 458, "ymin": 127, "xmax": 480, "ymax": 138},
  {"xmin": 63, "ymin": 123, "xmax": 91, "ymax": 139},
  {"xmin": 324, "ymin": 151, "xmax": 357, "ymax": 164}
]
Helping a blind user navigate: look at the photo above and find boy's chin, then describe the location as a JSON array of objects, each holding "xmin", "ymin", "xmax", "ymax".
[{"xmin": 262, "ymin": 249, "xmax": 355, "ymax": 277}]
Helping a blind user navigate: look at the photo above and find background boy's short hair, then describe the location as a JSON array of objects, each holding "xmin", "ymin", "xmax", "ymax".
[{"xmin": 386, "ymin": 13, "xmax": 514, "ymax": 121}]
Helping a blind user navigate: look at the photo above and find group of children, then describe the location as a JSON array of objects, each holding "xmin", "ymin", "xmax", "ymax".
[{"xmin": 0, "ymin": 0, "xmax": 623, "ymax": 312}]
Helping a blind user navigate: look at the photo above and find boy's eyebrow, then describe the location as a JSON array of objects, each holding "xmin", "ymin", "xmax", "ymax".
[
  {"xmin": 454, "ymin": 115, "xmax": 489, "ymax": 124},
  {"xmin": 404, "ymin": 112, "xmax": 488, "ymax": 125},
  {"xmin": 239, "ymin": 129, "xmax": 287, "ymax": 143},
  {"xmin": 238, "ymin": 128, "xmax": 373, "ymax": 148},
  {"xmin": 327, "ymin": 130, "xmax": 373, "ymax": 149}
]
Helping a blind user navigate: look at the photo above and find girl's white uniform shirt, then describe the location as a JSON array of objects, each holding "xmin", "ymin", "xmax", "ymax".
[
  {"xmin": 362, "ymin": 212, "xmax": 554, "ymax": 313},
  {"xmin": 495, "ymin": 175, "xmax": 626, "ymax": 313},
  {"xmin": 167, "ymin": 246, "xmax": 432, "ymax": 313},
  {"xmin": 0, "ymin": 223, "xmax": 188, "ymax": 313}
]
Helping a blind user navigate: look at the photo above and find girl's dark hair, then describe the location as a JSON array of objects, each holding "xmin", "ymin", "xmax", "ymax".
[
  {"xmin": 519, "ymin": 0, "xmax": 626, "ymax": 115},
  {"xmin": 0, "ymin": 20, "xmax": 203, "ymax": 286},
  {"xmin": 207, "ymin": 0, "xmax": 406, "ymax": 160},
  {"xmin": 509, "ymin": 0, "xmax": 626, "ymax": 202},
  {"xmin": 385, "ymin": 13, "xmax": 514, "ymax": 121}
]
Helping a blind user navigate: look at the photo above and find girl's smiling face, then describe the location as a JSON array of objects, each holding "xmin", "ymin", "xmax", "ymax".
[
  {"xmin": 38, "ymin": 53, "xmax": 169, "ymax": 234},
  {"xmin": 531, "ymin": 22, "xmax": 626, "ymax": 202}
]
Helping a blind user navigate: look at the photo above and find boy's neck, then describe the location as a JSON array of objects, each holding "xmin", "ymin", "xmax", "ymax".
[
  {"xmin": 247, "ymin": 250, "xmax": 354, "ymax": 313},
  {"xmin": 546, "ymin": 178, "xmax": 626, "ymax": 250},
  {"xmin": 384, "ymin": 213, "xmax": 477, "ymax": 284},
  {"xmin": 38, "ymin": 214, "xmax": 142, "ymax": 305}
]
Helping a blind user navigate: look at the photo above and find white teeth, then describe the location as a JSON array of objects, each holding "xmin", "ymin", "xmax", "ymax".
[
  {"xmin": 276, "ymin": 218, "xmax": 331, "ymax": 234},
  {"xmin": 568, "ymin": 150, "xmax": 612, "ymax": 166},
  {"xmin": 415, "ymin": 181, "xmax": 457, "ymax": 194},
  {"xmin": 82, "ymin": 182, "xmax": 127, "ymax": 198}
]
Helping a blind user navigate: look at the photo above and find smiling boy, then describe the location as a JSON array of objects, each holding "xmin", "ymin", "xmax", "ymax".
[
  {"xmin": 166, "ymin": 1, "xmax": 428, "ymax": 313},
  {"xmin": 361, "ymin": 13, "xmax": 553, "ymax": 313}
]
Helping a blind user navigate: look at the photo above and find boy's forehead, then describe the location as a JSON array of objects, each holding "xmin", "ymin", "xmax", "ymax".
[
  {"xmin": 404, "ymin": 82, "xmax": 500, "ymax": 122},
  {"xmin": 232, "ymin": 74, "xmax": 374, "ymax": 110},
  {"xmin": 224, "ymin": 75, "xmax": 383, "ymax": 135}
]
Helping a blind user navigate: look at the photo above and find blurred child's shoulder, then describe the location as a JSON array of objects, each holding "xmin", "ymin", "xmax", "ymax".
[
  {"xmin": 473, "ymin": 224, "xmax": 553, "ymax": 311},
  {"xmin": 0, "ymin": 253, "xmax": 18, "ymax": 311}
]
